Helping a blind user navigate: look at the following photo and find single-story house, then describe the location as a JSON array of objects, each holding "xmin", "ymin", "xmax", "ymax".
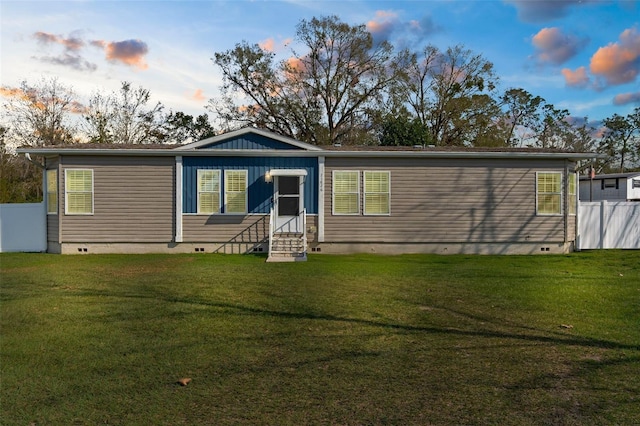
[
  {"xmin": 579, "ymin": 172, "xmax": 640, "ymax": 202},
  {"xmin": 19, "ymin": 127, "xmax": 600, "ymax": 260}
]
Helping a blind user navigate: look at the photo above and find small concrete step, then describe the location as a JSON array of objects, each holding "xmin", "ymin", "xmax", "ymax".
[{"xmin": 266, "ymin": 253, "xmax": 307, "ymax": 262}]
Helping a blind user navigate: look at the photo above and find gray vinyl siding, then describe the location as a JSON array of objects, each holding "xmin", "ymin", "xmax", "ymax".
[
  {"xmin": 47, "ymin": 215, "xmax": 59, "ymax": 243},
  {"xmin": 183, "ymin": 215, "xmax": 318, "ymax": 243},
  {"xmin": 325, "ymin": 157, "xmax": 571, "ymax": 244},
  {"xmin": 60, "ymin": 156, "xmax": 175, "ymax": 243},
  {"xmin": 45, "ymin": 157, "xmax": 60, "ymax": 243}
]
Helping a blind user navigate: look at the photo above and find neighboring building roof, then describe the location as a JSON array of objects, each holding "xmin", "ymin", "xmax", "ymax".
[
  {"xmin": 17, "ymin": 127, "xmax": 604, "ymax": 161},
  {"xmin": 579, "ymin": 172, "xmax": 640, "ymax": 181}
]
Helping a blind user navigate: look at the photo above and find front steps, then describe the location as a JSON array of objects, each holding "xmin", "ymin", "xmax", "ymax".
[{"xmin": 267, "ymin": 232, "xmax": 307, "ymax": 262}]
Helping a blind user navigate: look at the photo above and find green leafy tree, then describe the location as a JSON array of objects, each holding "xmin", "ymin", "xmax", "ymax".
[
  {"xmin": 0, "ymin": 125, "xmax": 42, "ymax": 203},
  {"xmin": 163, "ymin": 111, "xmax": 216, "ymax": 144},
  {"xmin": 598, "ymin": 108, "xmax": 640, "ymax": 172},
  {"xmin": 395, "ymin": 44, "xmax": 500, "ymax": 146},
  {"xmin": 211, "ymin": 15, "xmax": 407, "ymax": 145},
  {"xmin": 499, "ymin": 88, "xmax": 545, "ymax": 146},
  {"xmin": 378, "ymin": 112, "xmax": 432, "ymax": 147},
  {"xmin": 497, "ymin": 88, "xmax": 571, "ymax": 149},
  {"xmin": 533, "ymin": 104, "xmax": 571, "ymax": 149}
]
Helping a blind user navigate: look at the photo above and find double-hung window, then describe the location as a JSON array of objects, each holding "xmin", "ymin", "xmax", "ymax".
[
  {"xmin": 224, "ymin": 170, "xmax": 248, "ymax": 214},
  {"xmin": 568, "ymin": 173, "xmax": 577, "ymax": 216},
  {"xmin": 46, "ymin": 169, "xmax": 58, "ymax": 214},
  {"xmin": 333, "ymin": 171, "xmax": 359, "ymax": 215},
  {"xmin": 536, "ymin": 172, "xmax": 562, "ymax": 215},
  {"xmin": 364, "ymin": 171, "xmax": 390, "ymax": 215},
  {"xmin": 65, "ymin": 169, "xmax": 93, "ymax": 215},
  {"xmin": 197, "ymin": 169, "xmax": 221, "ymax": 214}
]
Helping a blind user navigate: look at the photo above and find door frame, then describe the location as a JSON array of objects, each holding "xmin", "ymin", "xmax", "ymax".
[{"xmin": 268, "ymin": 169, "xmax": 307, "ymax": 234}]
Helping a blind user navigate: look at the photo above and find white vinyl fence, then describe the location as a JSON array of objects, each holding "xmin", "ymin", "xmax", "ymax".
[
  {"xmin": 0, "ymin": 203, "xmax": 47, "ymax": 252},
  {"xmin": 578, "ymin": 201, "xmax": 640, "ymax": 249}
]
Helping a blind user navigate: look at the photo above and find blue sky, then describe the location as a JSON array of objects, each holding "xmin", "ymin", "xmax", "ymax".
[{"xmin": 1, "ymin": 0, "xmax": 639, "ymax": 126}]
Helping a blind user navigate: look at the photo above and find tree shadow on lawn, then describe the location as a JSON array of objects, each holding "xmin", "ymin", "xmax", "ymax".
[
  {"xmin": 77, "ymin": 287, "xmax": 640, "ymax": 352},
  {"xmin": 504, "ymin": 354, "xmax": 640, "ymax": 424},
  {"xmin": 68, "ymin": 287, "xmax": 640, "ymax": 422}
]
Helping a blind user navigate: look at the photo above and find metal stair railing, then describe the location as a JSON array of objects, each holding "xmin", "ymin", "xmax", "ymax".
[
  {"xmin": 302, "ymin": 208, "xmax": 307, "ymax": 256},
  {"xmin": 268, "ymin": 206, "xmax": 274, "ymax": 255}
]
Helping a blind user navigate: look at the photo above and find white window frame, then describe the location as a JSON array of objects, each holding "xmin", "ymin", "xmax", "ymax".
[
  {"xmin": 65, "ymin": 169, "xmax": 94, "ymax": 215},
  {"xmin": 363, "ymin": 171, "xmax": 391, "ymax": 216},
  {"xmin": 536, "ymin": 171, "xmax": 562, "ymax": 216},
  {"xmin": 568, "ymin": 173, "xmax": 577, "ymax": 216},
  {"xmin": 332, "ymin": 170, "xmax": 360, "ymax": 215},
  {"xmin": 224, "ymin": 170, "xmax": 248, "ymax": 214},
  {"xmin": 197, "ymin": 169, "xmax": 221, "ymax": 214},
  {"xmin": 46, "ymin": 169, "xmax": 58, "ymax": 215}
]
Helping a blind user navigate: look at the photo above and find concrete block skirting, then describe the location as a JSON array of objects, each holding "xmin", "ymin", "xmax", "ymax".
[
  {"xmin": 309, "ymin": 242, "xmax": 574, "ymax": 255},
  {"xmin": 57, "ymin": 241, "xmax": 574, "ymax": 255},
  {"xmin": 59, "ymin": 242, "xmax": 270, "ymax": 255}
]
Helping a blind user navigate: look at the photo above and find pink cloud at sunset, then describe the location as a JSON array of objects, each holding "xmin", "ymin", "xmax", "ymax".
[
  {"xmin": 366, "ymin": 10, "xmax": 397, "ymax": 33},
  {"xmin": 191, "ymin": 89, "xmax": 206, "ymax": 102},
  {"xmin": 104, "ymin": 39, "xmax": 149, "ymax": 70},
  {"xmin": 31, "ymin": 31, "xmax": 149, "ymax": 71},
  {"xmin": 34, "ymin": 31, "xmax": 84, "ymax": 51},
  {"xmin": 258, "ymin": 37, "xmax": 292, "ymax": 53},
  {"xmin": 561, "ymin": 66, "xmax": 590, "ymax": 88},
  {"xmin": 0, "ymin": 86, "xmax": 29, "ymax": 101},
  {"xmin": 285, "ymin": 56, "xmax": 305, "ymax": 72},
  {"xmin": 90, "ymin": 40, "xmax": 107, "ymax": 49},
  {"xmin": 0, "ymin": 85, "xmax": 87, "ymax": 113},
  {"xmin": 613, "ymin": 91, "xmax": 640, "ymax": 105},
  {"xmin": 366, "ymin": 10, "xmax": 398, "ymax": 42},
  {"xmin": 532, "ymin": 27, "xmax": 587, "ymax": 65},
  {"xmin": 590, "ymin": 27, "xmax": 640, "ymax": 85},
  {"xmin": 259, "ymin": 38, "xmax": 275, "ymax": 52}
]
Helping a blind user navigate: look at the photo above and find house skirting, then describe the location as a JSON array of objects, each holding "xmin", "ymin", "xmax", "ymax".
[
  {"xmin": 58, "ymin": 242, "xmax": 270, "ymax": 255},
  {"xmin": 56, "ymin": 241, "xmax": 573, "ymax": 255},
  {"xmin": 309, "ymin": 242, "xmax": 574, "ymax": 255}
]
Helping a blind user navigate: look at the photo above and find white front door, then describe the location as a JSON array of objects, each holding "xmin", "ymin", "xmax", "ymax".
[{"xmin": 274, "ymin": 175, "xmax": 303, "ymax": 233}]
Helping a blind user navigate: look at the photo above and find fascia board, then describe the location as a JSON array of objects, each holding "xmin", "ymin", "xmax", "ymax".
[{"xmin": 17, "ymin": 147, "xmax": 604, "ymax": 161}]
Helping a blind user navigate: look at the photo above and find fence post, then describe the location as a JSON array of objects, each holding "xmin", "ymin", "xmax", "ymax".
[{"xmin": 600, "ymin": 200, "xmax": 606, "ymax": 249}]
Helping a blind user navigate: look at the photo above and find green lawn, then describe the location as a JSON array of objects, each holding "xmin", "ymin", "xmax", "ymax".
[{"xmin": 1, "ymin": 251, "xmax": 639, "ymax": 425}]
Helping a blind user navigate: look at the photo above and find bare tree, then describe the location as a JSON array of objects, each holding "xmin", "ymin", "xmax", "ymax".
[
  {"xmin": 82, "ymin": 82, "xmax": 165, "ymax": 144},
  {"xmin": 82, "ymin": 91, "xmax": 114, "ymax": 144},
  {"xmin": 1, "ymin": 77, "xmax": 78, "ymax": 148}
]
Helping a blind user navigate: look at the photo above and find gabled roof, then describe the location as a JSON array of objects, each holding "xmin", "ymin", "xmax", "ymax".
[{"xmin": 174, "ymin": 127, "xmax": 324, "ymax": 151}]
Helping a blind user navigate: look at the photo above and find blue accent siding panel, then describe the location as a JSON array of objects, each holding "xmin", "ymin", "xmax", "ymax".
[
  {"xmin": 198, "ymin": 134, "xmax": 302, "ymax": 150},
  {"xmin": 183, "ymin": 157, "xmax": 318, "ymax": 214}
]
